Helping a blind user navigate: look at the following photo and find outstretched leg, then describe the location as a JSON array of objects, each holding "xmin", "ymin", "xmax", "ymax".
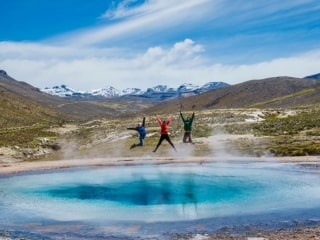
[
  {"xmin": 164, "ymin": 135, "xmax": 177, "ymax": 152},
  {"xmin": 153, "ymin": 135, "xmax": 165, "ymax": 152},
  {"xmin": 131, "ymin": 134, "xmax": 146, "ymax": 149}
]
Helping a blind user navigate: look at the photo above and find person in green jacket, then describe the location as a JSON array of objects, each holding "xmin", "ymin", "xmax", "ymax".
[{"xmin": 180, "ymin": 111, "xmax": 195, "ymax": 143}]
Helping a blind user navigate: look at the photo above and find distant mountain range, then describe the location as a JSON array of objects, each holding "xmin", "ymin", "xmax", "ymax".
[
  {"xmin": 42, "ymin": 82, "xmax": 230, "ymax": 100},
  {"xmin": 1, "ymin": 69, "xmax": 320, "ymax": 118},
  {"xmin": 41, "ymin": 73, "xmax": 320, "ymax": 101}
]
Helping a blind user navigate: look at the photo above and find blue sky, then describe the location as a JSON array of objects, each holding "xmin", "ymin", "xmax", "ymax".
[{"xmin": 0, "ymin": 0, "xmax": 319, "ymax": 91}]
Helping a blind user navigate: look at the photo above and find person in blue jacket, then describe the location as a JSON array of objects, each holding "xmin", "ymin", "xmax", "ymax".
[{"xmin": 127, "ymin": 117, "xmax": 147, "ymax": 149}]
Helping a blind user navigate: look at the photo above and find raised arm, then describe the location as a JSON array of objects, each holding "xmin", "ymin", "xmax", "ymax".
[
  {"xmin": 156, "ymin": 116, "xmax": 162, "ymax": 126},
  {"xmin": 190, "ymin": 112, "xmax": 195, "ymax": 124},
  {"xmin": 142, "ymin": 117, "xmax": 146, "ymax": 127},
  {"xmin": 180, "ymin": 111, "xmax": 185, "ymax": 122},
  {"xmin": 166, "ymin": 115, "xmax": 173, "ymax": 125}
]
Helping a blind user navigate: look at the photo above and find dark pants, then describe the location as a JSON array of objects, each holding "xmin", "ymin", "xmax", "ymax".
[
  {"xmin": 183, "ymin": 131, "xmax": 192, "ymax": 143},
  {"xmin": 137, "ymin": 133, "xmax": 146, "ymax": 146},
  {"xmin": 153, "ymin": 134, "xmax": 176, "ymax": 152},
  {"xmin": 131, "ymin": 133, "xmax": 146, "ymax": 149}
]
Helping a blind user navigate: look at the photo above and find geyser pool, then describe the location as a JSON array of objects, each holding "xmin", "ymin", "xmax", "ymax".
[{"xmin": 1, "ymin": 162, "xmax": 320, "ymax": 225}]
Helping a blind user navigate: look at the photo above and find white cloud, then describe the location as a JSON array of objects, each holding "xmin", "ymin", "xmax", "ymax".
[
  {"xmin": 50, "ymin": 0, "xmax": 212, "ymax": 46},
  {"xmin": 137, "ymin": 39, "xmax": 204, "ymax": 66},
  {"xmin": 1, "ymin": 39, "xmax": 319, "ymax": 91},
  {"xmin": 101, "ymin": 0, "xmax": 209, "ymax": 20},
  {"xmin": 0, "ymin": 39, "xmax": 208, "ymax": 90},
  {"xmin": 0, "ymin": 41, "xmax": 126, "ymax": 60},
  {"xmin": 208, "ymin": 50, "xmax": 320, "ymax": 83}
]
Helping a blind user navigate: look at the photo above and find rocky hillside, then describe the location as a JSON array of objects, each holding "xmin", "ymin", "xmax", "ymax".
[{"xmin": 142, "ymin": 77, "xmax": 320, "ymax": 114}]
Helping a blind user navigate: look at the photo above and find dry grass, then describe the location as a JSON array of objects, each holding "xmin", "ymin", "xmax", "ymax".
[
  {"xmin": 3, "ymin": 106, "xmax": 320, "ymax": 162},
  {"xmin": 55, "ymin": 107, "xmax": 320, "ymax": 159}
]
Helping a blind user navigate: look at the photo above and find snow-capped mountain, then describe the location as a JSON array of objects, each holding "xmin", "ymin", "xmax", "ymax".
[
  {"xmin": 42, "ymin": 85, "xmax": 84, "ymax": 98},
  {"xmin": 200, "ymin": 82, "xmax": 229, "ymax": 92},
  {"xmin": 90, "ymin": 86, "xmax": 121, "ymax": 98},
  {"xmin": 42, "ymin": 82, "xmax": 229, "ymax": 100}
]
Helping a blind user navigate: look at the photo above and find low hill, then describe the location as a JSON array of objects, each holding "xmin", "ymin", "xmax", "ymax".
[
  {"xmin": 0, "ymin": 87, "xmax": 64, "ymax": 129},
  {"xmin": 142, "ymin": 77, "xmax": 320, "ymax": 114},
  {"xmin": 0, "ymin": 72, "xmax": 153, "ymax": 119},
  {"xmin": 0, "ymin": 73, "xmax": 66, "ymax": 153},
  {"xmin": 0, "ymin": 72, "xmax": 66, "ymax": 128}
]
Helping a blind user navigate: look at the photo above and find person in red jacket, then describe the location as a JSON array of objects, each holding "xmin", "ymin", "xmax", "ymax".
[{"xmin": 152, "ymin": 116, "xmax": 177, "ymax": 152}]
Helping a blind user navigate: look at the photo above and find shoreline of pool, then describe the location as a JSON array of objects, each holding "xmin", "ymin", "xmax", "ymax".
[{"xmin": 1, "ymin": 155, "xmax": 320, "ymax": 175}]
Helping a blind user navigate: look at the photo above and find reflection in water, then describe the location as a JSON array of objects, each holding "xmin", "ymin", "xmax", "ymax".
[
  {"xmin": 39, "ymin": 174, "xmax": 200, "ymax": 207},
  {"xmin": 182, "ymin": 173, "xmax": 198, "ymax": 216}
]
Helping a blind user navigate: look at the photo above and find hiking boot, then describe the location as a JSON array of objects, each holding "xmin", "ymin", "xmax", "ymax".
[{"xmin": 130, "ymin": 144, "xmax": 136, "ymax": 149}]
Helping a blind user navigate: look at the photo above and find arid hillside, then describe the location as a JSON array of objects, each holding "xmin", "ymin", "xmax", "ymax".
[
  {"xmin": 142, "ymin": 77, "xmax": 320, "ymax": 114},
  {"xmin": 0, "ymin": 72, "xmax": 152, "ymax": 119}
]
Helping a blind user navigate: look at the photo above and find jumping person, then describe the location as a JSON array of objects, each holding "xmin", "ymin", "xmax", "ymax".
[
  {"xmin": 152, "ymin": 116, "xmax": 177, "ymax": 152},
  {"xmin": 180, "ymin": 111, "xmax": 195, "ymax": 143},
  {"xmin": 127, "ymin": 117, "xmax": 146, "ymax": 149}
]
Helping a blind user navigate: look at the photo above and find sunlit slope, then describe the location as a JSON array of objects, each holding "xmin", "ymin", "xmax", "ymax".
[
  {"xmin": 0, "ymin": 85, "xmax": 65, "ymax": 128},
  {"xmin": 142, "ymin": 77, "xmax": 320, "ymax": 114}
]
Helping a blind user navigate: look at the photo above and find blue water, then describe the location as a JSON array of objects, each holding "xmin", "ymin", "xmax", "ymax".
[
  {"xmin": 36, "ymin": 172, "xmax": 259, "ymax": 206},
  {"xmin": 1, "ymin": 162, "xmax": 320, "ymax": 238}
]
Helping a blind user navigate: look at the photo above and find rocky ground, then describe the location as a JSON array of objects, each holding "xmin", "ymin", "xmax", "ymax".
[{"xmin": 178, "ymin": 225, "xmax": 320, "ymax": 239}]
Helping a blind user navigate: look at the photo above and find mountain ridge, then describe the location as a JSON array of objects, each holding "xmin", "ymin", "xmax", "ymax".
[
  {"xmin": 1, "ymin": 69, "xmax": 320, "ymax": 119},
  {"xmin": 42, "ymin": 82, "xmax": 230, "ymax": 100},
  {"xmin": 141, "ymin": 76, "xmax": 320, "ymax": 114}
]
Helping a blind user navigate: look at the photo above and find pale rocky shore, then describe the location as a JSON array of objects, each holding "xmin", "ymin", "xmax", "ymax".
[
  {"xmin": 175, "ymin": 224, "xmax": 320, "ymax": 240},
  {"xmin": 3, "ymin": 228, "xmax": 320, "ymax": 240}
]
